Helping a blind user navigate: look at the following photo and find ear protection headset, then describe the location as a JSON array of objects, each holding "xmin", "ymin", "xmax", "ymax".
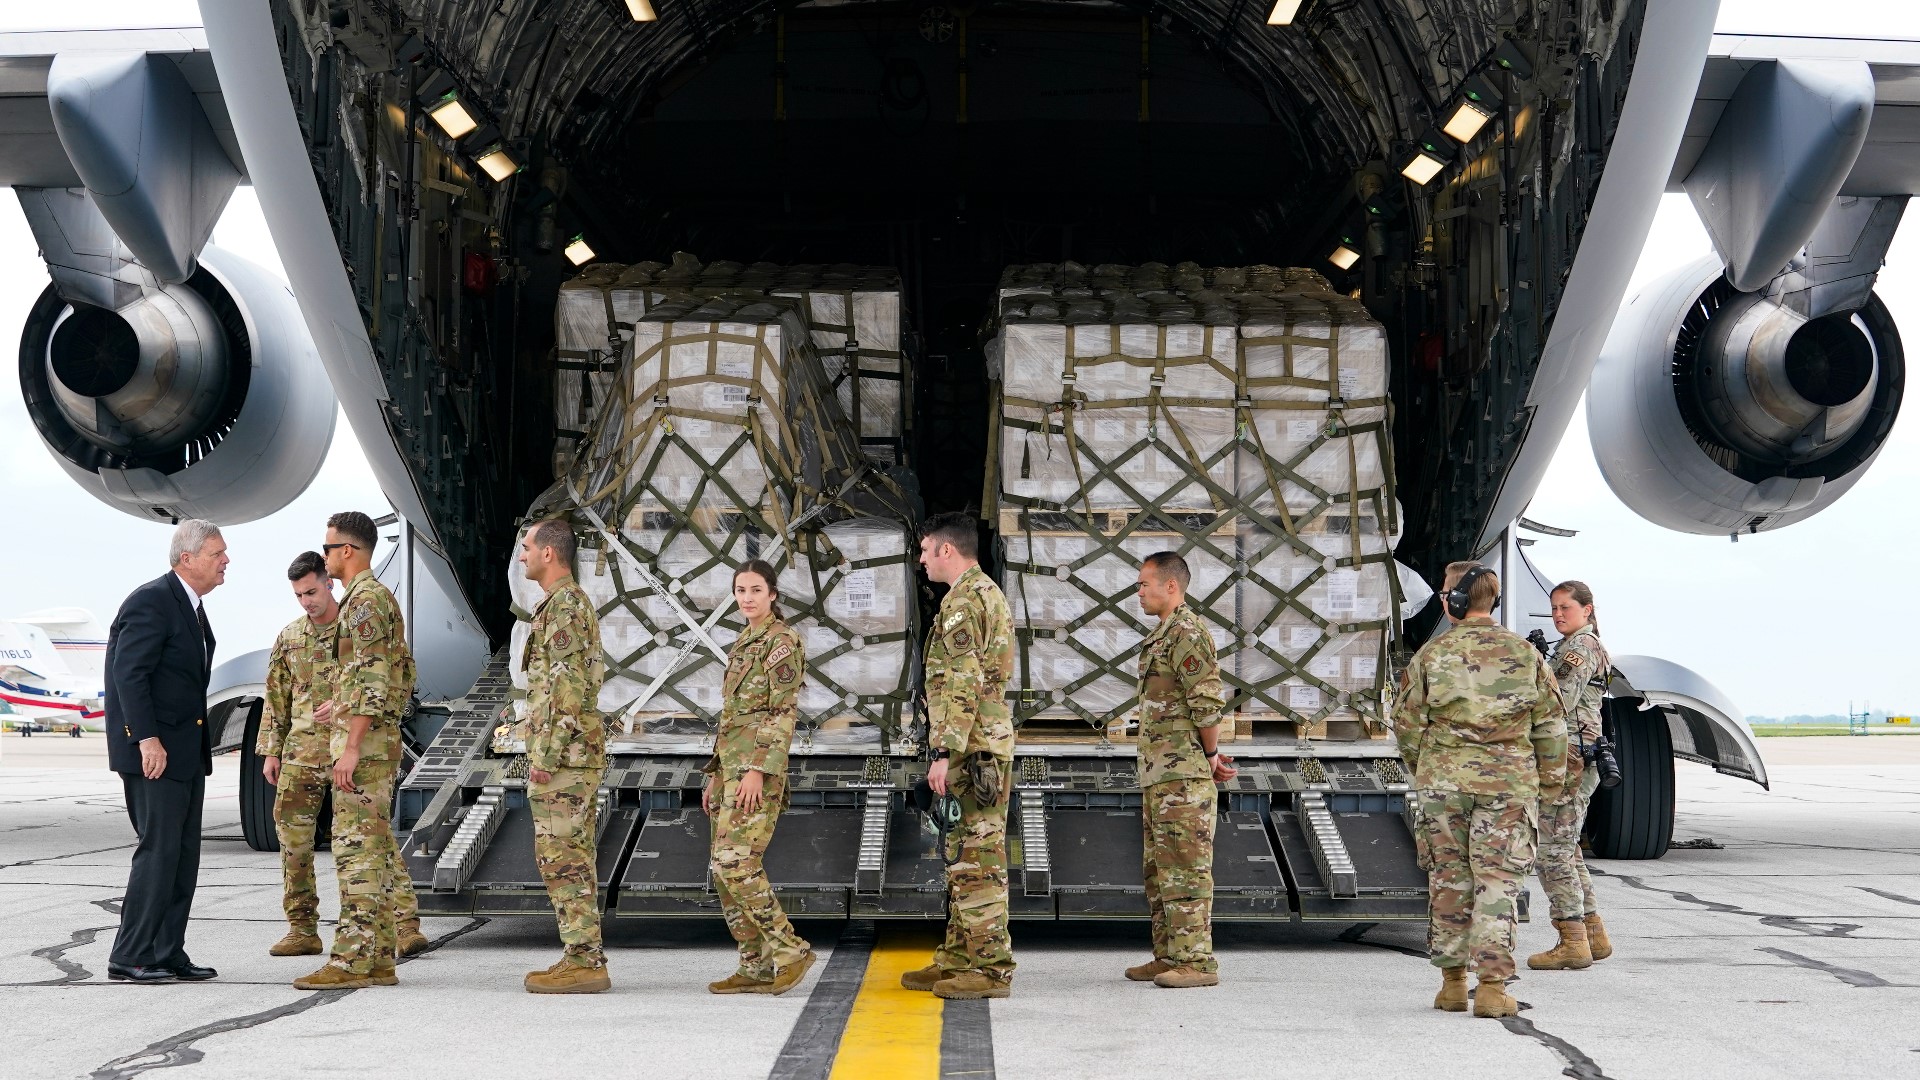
[{"xmin": 1444, "ymin": 565, "xmax": 1498, "ymax": 620}]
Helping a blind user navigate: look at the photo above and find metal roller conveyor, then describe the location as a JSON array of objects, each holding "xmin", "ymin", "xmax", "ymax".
[{"xmin": 433, "ymin": 785, "xmax": 506, "ymax": 893}]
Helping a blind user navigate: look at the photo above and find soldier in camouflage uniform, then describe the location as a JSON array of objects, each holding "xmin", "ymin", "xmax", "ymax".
[
  {"xmin": 1529, "ymin": 580, "xmax": 1614, "ymax": 970},
  {"xmin": 257, "ymin": 552, "xmax": 341, "ymax": 958},
  {"xmin": 295, "ymin": 512, "xmax": 422, "ymax": 990},
  {"xmin": 1127, "ymin": 552, "xmax": 1235, "ymax": 989},
  {"xmin": 518, "ymin": 519, "xmax": 613, "ymax": 994},
  {"xmin": 1393, "ymin": 561, "xmax": 1566, "ymax": 1019},
  {"xmin": 902, "ymin": 513, "xmax": 1017, "ymax": 1001},
  {"xmin": 703, "ymin": 559, "xmax": 815, "ymax": 996}
]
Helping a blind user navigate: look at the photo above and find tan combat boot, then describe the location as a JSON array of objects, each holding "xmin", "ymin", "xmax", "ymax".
[
  {"xmin": 709, "ymin": 973, "xmax": 776, "ymax": 994},
  {"xmin": 933, "ymin": 971, "xmax": 1012, "ymax": 1000},
  {"xmin": 368, "ymin": 962, "xmax": 398, "ymax": 987},
  {"xmin": 293, "ymin": 963, "xmax": 372, "ymax": 990},
  {"xmin": 270, "ymin": 931, "xmax": 324, "ymax": 957},
  {"xmin": 1472, "ymin": 976, "xmax": 1519, "ymax": 1018},
  {"xmin": 1585, "ymin": 913, "xmax": 1613, "ymax": 961},
  {"xmin": 397, "ymin": 927, "xmax": 431, "ymax": 957},
  {"xmin": 1152, "ymin": 965, "xmax": 1219, "ymax": 989},
  {"xmin": 1528, "ymin": 918, "xmax": 1593, "ymax": 970},
  {"xmin": 768, "ymin": 951, "xmax": 817, "ymax": 995},
  {"xmin": 1125, "ymin": 958, "xmax": 1174, "ymax": 982},
  {"xmin": 525, "ymin": 961, "xmax": 611, "ymax": 994},
  {"xmin": 1433, "ymin": 966, "xmax": 1469, "ymax": 1012},
  {"xmin": 900, "ymin": 963, "xmax": 948, "ymax": 992}
]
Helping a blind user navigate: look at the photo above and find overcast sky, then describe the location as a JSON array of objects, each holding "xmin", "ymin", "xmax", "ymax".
[{"xmin": 2, "ymin": 1, "xmax": 1917, "ymax": 717}]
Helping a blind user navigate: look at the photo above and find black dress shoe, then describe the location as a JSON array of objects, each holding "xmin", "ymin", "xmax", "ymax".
[
  {"xmin": 167, "ymin": 962, "xmax": 218, "ymax": 981},
  {"xmin": 107, "ymin": 963, "xmax": 177, "ymax": 984}
]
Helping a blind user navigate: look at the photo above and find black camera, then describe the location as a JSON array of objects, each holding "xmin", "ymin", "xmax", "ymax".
[
  {"xmin": 1526, "ymin": 628, "xmax": 1552, "ymax": 658},
  {"xmin": 1581, "ymin": 736, "xmax": 1623, "ymax": 789}
]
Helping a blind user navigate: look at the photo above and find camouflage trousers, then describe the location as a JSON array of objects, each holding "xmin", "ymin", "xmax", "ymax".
[
  {"xmin": 709, "ymin": 772, "xmax": 809, "ymax": 981},
  {"xmin": 1416, "ymin": 789, "xmax": 1537, "ymax": 981},
  {"xmin": 272, "ymin": 763, "xmax": 331, "ymax": 934},
  {"xmin": 531, "ymin": 766, "xmax": 606, "ymax": 969},
  {"xmin": 327, "ymin": 757, "xmax": 421, "ymax": 973},
  {"xmin": 1142, "ymin": 777, "xmax": 1217, "ymax": 972},
  {"xmin": 1538, "ymin": 764, "xmax": 1601, "ymax": 921},
  {"xmin": 932, "ymin": 756, "xmax": 1015, "ymax": 982}
]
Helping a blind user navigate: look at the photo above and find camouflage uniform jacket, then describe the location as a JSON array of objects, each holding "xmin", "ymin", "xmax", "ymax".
[
  {"xmin": 704, "ymin": 616, "xmax": 804, "ymax": 780},
  {"xmin": 524, "ymin": 576, "xmax": 607, "ymax": 773},
  {"xmin": 1553, "ymin": 625, "xmax": 1610, "ymax": 744},
  {"xmin": 1135, "ymin": 603, "xmax": 1229, "ymax": 787},
  {"xmin": 330, "ymin": 570, "xmax": 416, "ymax": 762},
  {"xmin": 925, "ymin": 565, "xmax": 1015, "ymax": 759},
  {"xmin": 1392, "ymin": 616, "xmax": 1568, "ymax": 798},
  {"xmin": 257, "ymin": 614, "xmax": 339, "ymax": 769}
]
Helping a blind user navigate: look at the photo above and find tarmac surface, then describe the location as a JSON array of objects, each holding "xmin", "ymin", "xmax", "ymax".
[{"xmin": 3, "ymin": 735, "xmax": 1918, "ymax": 1079}]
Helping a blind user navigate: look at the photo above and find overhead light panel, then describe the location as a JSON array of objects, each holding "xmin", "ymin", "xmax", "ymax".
[
  {"xmin": 426, "ymin": 93, "xmax": 478, "ymax": 139},
  {"xmin": 565, "ymin": 235, "xmax": 596, "ymax": 265},
  {"xmin": 1442, "ymin": 100, "xmax": 1493, "ymax": 143},
  {"xmin": 476, "ymin": 144, "xmax": 521, "ymax": 182},
  {"xmin": 1267, "ymin": 0, "xmax": 1303, "ymax": 25},
  {"xmin": 1400, "ymin": 151, "xmax": 1446, "ymax": 185},
  {"xmin": 626, "ymin": 0, "xmax": 658, "ymax": 20},
  {"xmin": 1329, "ymin": 244, "xmax": 1360, "ymax": 271}
]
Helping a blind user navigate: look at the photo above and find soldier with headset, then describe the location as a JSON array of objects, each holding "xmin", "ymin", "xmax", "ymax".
[{"xmin": 1393, "ymin": 562, "xmax": 1567, "ymax": 1018}]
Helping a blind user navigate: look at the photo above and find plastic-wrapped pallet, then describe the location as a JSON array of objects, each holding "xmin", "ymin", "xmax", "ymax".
[
  {"xmin": 550, "ymin": 256, "xmax": 910, "ymax": 475},
  {"xmin": 501, "ymin": 291, "xmax": 919, "ymax": 755},
  {"xmin": 988, "ymin": 264, "xmax": 1399, "ymax": 742}
]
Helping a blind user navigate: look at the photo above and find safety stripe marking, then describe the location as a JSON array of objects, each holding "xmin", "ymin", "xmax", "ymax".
[
  {"xmin": 828, "ymin": 929, "xmax": 945, "ymax": 1080},
  {"xmin": 768, "ymin": 920, "xmax": 876, "ymax": 1080}
]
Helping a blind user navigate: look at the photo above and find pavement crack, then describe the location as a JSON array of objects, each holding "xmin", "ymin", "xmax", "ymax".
[
  {"xmin": 85, "ymin": 917, "xmax": 486, "ymax": 1079},
  {"xmin": 1856, "ymin": 886, "xmax": 1920, "ymax": 907},
  {"xmin": 2, "ymin": 924, "xmax": 116, "ymax": 986},
  {"xmin": 92, "ymin": 895, "xmax": 126, "ymax": 915},
  {"xmin": 1609, "ymin": 875, "xmax": 1861, "ymax": 937},
  {"xmin": 1499, "ymin": 1013, "xmax": 1614, "ymax": 1080},
  {"xmin": 1335, "ymin": 922, "xmax": 1428, "ymax": 959},
  {"xmin": 1758, "ymin": 947, "xmax": 1907, "ymax": 988}
]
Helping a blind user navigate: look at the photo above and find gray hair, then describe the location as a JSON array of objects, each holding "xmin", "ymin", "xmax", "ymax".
[{"xmin": 169, "ymin": 519, "xmax": 223, "ymax": 567}]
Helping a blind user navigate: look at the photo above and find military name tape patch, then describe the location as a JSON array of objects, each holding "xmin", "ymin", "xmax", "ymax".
[{"xmin": 1564, "ymin": 653, "xmax": 1584, "ymax": 668}]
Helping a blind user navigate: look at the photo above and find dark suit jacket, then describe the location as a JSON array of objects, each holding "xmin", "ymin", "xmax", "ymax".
[{"xmin": 105, "ymin": 573, "xmax": 214, "ymax": 780}]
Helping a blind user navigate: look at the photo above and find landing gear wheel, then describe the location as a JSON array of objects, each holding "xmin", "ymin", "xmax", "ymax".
[
  {"xmin": 238, "ymin": 701, "xmax": 332, "ymax": 852},
  {"xmin": 1586, "ymin": 698, "xmax": 1675, "ymax": 860}
]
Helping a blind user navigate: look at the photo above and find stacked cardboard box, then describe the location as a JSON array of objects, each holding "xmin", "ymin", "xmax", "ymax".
[
  {"xmin": 505, "ymin": 293, "xmax": 917, "ymax": 754},
  {"xmin": 989, "ymin": 263, "xmax": 1400, "ymax": 741}
]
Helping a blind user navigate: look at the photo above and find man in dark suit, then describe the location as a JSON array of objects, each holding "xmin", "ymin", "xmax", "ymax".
[{"xmin": 105, "ymin": 519, "xmax": 229, "ymax": 983}]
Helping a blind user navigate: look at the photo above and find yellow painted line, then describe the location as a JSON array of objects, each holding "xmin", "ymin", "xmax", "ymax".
[{"xmin": 828, "ymin": 930, "xmax": 944, "ymax": 1080}]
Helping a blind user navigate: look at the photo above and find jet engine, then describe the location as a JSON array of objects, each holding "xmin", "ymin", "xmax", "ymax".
[
  {"xmin": 16, "ymin": 244, "xmax": 336, "ymax": 524},
  {"xmin": 1587, "ymin": 255, "xmax": 1903, "ymax": 535}
]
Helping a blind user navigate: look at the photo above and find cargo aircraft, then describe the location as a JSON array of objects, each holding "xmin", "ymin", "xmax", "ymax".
[{"xmin": 2, "ymin": 0, "xmax": 1911, "ymax": 919}]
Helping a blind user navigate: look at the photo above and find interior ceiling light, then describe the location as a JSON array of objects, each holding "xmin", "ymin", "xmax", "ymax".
[
  {"xmin": 1329, "ymin": 245, "xmax": 1360, "ymax": 271},
  {"xmin": 476, "ymin": 145, "xmax": 521, "ymax": 182},
  {"xmin": 564, "ymin": 235, "xmax": 596, "ymax": 265},
  {"xmin": 426, "ymin": 94, "xmax": 477, "ymax": 139},
  {"xmin": 1267, "ymin": 0, "xmax": 1304, "ymax": 25},
  {"xmin": 1442, "ymin": 100, "xmax": 1493, "ymax": 143},
  {"xmin": 1400, "ymin": 151, "xmax": 1446, "ymax": 185},
  {"xmin": 626, "ymin": 0, "xmax": 658, "ymax": 20}
]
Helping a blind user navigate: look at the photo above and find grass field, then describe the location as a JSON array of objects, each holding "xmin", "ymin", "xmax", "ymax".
[{"xmin": 1751, "ymin": 724, "xmax": 1920, "ymax": 737}]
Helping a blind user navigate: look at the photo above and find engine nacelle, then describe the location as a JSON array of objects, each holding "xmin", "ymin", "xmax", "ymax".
[
  {"xmin": 18, "ymin": 244, "xmax": 336, "ymax": 524},
  {"xmin": 1587, "ymin": 255, "xmax": 1903, "ymax": 535}
]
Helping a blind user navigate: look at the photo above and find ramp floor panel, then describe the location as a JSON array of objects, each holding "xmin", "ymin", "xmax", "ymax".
[
  {"xmin": 852, "ymin": 809, "xmax": 948, "ymax": 918},
  {"xmin": 616, "ymin": 805, "xmax": 863, "ymax": 917},
  {"xmin": 413, "ymin": 804, "xmax": 641, "ymax": 916},
  {"xmin": 1045, "ymin": 808, "xmax": 1290, "ymax": 920},
  {"xmin": 1271, "ymin": 808, "xmax": 1428, "ymax": 921}
]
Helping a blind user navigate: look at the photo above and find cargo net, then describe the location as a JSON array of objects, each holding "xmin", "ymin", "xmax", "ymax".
[
  {"xmin": 503, "ymin": 292, "xmax": 920, "ymax": 755},
  {"xmin": 987, "ymin": 263, "xmax": 1409, "ymax": 743},
  {"xmin": 553, "ymin": 253, "xmax": 910, "ymax": 478}
]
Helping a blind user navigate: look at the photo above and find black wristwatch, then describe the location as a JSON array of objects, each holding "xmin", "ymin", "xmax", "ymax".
[
  {"xmin": 1205, "ymin": 750, "xmax": 1221, "ymax": 760},
  {"xmin": 931, "ymin": 749, "xmax": 951, "ymax": 761}
]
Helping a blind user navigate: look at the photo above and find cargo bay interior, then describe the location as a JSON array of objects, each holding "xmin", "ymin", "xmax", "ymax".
[
  {"xmin": 265, "ymin": 0, "xmax": 1649, "ymax": 918},
  {"xmin": 291, "ymin": 0, "xmax": 1643, "ymax": 634}
]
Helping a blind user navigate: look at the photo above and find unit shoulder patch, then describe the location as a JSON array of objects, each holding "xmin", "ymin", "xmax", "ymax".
[
  {"xmin": 950, "ymin": 627, "xmax": 973, "ymax": 652},
  {"xmin": 1181, "ymin": 654, "xmax": 1203, "ymax": 676},
  {"xmin": 773, "ymin": 662, "xmax": 798, "ymax": 685},
  {"xmin": 553, "ymin": 628, "xmax": 572, "ymax": 651}
]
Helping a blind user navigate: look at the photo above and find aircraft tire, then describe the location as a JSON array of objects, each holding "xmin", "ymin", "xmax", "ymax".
[
  {"xmin": 238, "ymin": 703, "xmax": 335, "ymax": 853},
  {"xmin": 1586, "ymin": 698, "xmax": 1675, "ymax": 860}
]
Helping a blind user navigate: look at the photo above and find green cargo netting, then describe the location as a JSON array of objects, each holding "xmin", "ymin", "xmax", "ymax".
[
  {"xmin": 987, "ymin": 263, "xmax": 1406, "ymax": 741},
  {"xmin": 506, "ymin": 292, "xmax": 920, "ymax": 754}
]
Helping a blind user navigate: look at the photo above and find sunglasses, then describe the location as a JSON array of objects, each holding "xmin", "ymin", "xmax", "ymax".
[{"xmin": 321, "ymin": 542, "xmax": 359, "ymax": 554}]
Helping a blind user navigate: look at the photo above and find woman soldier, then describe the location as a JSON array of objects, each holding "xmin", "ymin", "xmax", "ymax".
[
  {"xmin": 703, "ymin": 560, "xmax": 815, "ymax": 994},
  {"xmin": 1529, "ymin": 580, "xmax": 1614, "ymax": 970}
]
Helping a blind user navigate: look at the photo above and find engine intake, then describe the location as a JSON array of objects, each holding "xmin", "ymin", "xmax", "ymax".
[
  {"xmin": 1588, "ymin": 256, "xmax": 1903, "ymax": 535},
  {"xmin": 19, "ymin": 244, "xmax": 336, "ymax": 524}
]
